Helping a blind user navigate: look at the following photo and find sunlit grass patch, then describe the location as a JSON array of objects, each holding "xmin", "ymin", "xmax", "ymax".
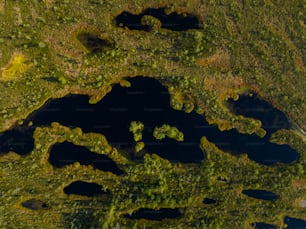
[{"xmin": 1, "ymin": 53, "xmax": 32, "ymax": 80}]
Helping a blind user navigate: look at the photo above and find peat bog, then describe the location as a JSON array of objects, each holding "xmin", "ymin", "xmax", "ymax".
[
  {"xmin": 0, "ymin": 77, "xmax": 299, "ymax": 165},
  {"xmin": 21, "ymin": 198, "xmax": 48, "ymax": 210},
  {"xmin": 76, "ymin": 32, "xmax": 115, "ymax": 54}
]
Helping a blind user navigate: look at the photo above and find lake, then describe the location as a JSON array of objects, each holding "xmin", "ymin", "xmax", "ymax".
[{"xmin": 0, "ymin": 77, "xmax": 299, "ymax": 165}]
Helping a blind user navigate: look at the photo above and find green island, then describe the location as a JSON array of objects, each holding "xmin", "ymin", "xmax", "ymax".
[
  {"xmin": 129, "ymin": 121, "xmax": 145, "ymax": 142},
  {"xmin": 0, "ymin": 0, "xmax": 305, "ymax": 228},
  {"xmin": 153, "ymin": 124, "xmax": 184, "ymax": 142},
  {"xmin": 129, "ymin": 121, "xmax": 145, "ymax": 153}
]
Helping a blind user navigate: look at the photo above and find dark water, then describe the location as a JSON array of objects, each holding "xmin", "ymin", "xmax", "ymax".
[
  {"xmin": 123, "ymin": 208, "xmax": 181, "ymax": 220},
  {"xmin": 203, "ymin": 198, "xmax": 217, "ymax": 204},
  {"xmin": 49, "ymin": 141, "xmax": 123, "ymax": 175},
  {"xmin": 250, "ymin": 216, "xmax": 306, "ymax": 229},
  {"xmin": 0, "ymin": 77, "xmax": 299, "ymax": 165},
  {"xmin": 63, "ymin": 181, "xmax": 110, "ymax": 197},
  {"xmin": 242, "ymin": 189, "xmax": 279, "ymax": 201},
  {"xmin": 216, "ymin": 176, "xmax": 228, "ymax": 182},
  {"xmin": 228, "ymin": 95, "xmax": 290, "ymax": 136},
  {"xmin": 284, "ymin": 217, "xmax": 306, "ymax": 229},
  {"xmin": 251, "ymin": 222, "xmax": 277, "ymax": 229},
  {"xmin": 21, "ymin": 199, "xmax": 48, "ymax": 210},
  {"xmin": 0, "ymin": 129, "xmax": 34, "ymax": 155},
  {"xmin": 115, "ymin": 8, "xmax": 200, "ymax": 31},
  {"xmin": 24, "ymin": 77, "xmax": 205, "ymax": 163}
]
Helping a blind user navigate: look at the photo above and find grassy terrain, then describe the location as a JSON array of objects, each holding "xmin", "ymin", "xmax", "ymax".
[{"xmin": 0, "ymin": 0, "xmax": 305, "ymax": 228}]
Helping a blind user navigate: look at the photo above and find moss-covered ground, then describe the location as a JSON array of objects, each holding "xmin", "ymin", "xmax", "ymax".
[{"xmin": 0, "ymin": 0, "xmax": 305, "ymax": 228}]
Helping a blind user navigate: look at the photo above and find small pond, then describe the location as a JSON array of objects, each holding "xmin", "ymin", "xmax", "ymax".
[
  {"xmin": 203, "ymin": 198, "xmax": 217, "ymax": 205},
  {"xmin": 242, "ymin": 189, "xmax": 279, "ymax": 201},
  {"xmin": 63, "ymin": 181, "xmax": 110, "ymax": 197},
  {"xmin": 115, "ymin": 8, "xmax": 200, "ymax": 31}
]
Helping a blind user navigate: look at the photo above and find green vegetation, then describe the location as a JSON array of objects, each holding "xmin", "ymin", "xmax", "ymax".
[
  {"xmin": 129, "ymin": 121, "xmax": 144, "ymax": 142},
  {"xmin": 141, "ymin": 15, "xmax": 162, "ymax": 30},
  {"xmin": 129, "ymin": 121, "xmax": 145, "ymax": 153},
  {"xmin": 119, "ymin": 79, "xmax": 131, "ymax": 87},
  {"xmin": 0, "ymin": 0, "xmax": 305, "ymax": 228},
  {"xmin": 153, "ymin": 124, "xmax": 184, "ymax": 142},
  {"xmin": 1, "ymin": 53, "xmax": 32, "ymax": 80},
  {"xmin": 135, "ymin": 141, "xmax": 145, "ymax": 153}
]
